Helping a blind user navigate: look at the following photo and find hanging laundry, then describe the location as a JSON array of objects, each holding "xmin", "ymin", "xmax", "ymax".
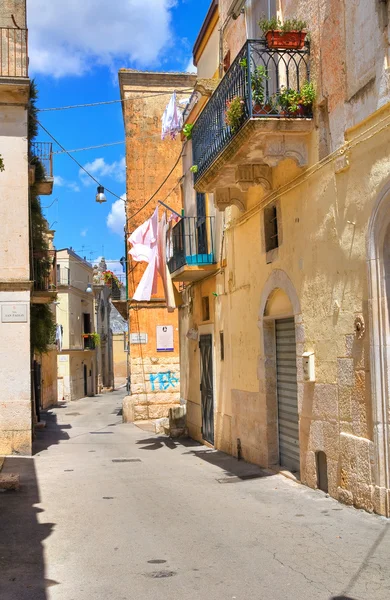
[
  {"xmin": 157, "ymin": 212, "xmax": 176, "ymax": 312},
  {"xmin": 128, "ymin": 207, "xmax": 178, "ymax": 310},
  {"xmin": 56, "ymin": 324, "xmax": 63, "ymax": 352},
  {"xmin": 128, "ymin": 207, "xmax": 159, "ymax": 301},
  {"xmin": 161, "ymin": 92, "xmax": 183, "ymax": 140}
]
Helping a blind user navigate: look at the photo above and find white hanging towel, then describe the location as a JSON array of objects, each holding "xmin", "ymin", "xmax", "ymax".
[
  {"xmin": 128, "ymin": 208, "xmax": 159, "ymax": 301},
  {"xmin": 161, "ymin": 92, "xmax": 183, "ymax": 140},
  {"xmin": 128, "ymin": 207, "xmax": 177, "ymax": 310}
]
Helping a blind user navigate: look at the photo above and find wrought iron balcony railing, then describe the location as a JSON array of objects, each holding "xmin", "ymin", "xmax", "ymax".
[
  {"xmin": 83, "ymin": 334, "xmax": 96, "ymax": 350},
  {"xmin": 32, "ymin": 250, "xmax": 57, "ymax": 292},
  {"xmin": 30, "ymin": 142, "xmax": 53, "ymax": 179},
  {"xmin": 0, "ymin": 27, "xmax": 28, "ymax": 78},
  {"xmin": 167, "ymin": 216, "xmax": 216, "ymax": 274},
  {"xmin": 192, "ymin": 39, "xmax": 311, "ymax": 181}
]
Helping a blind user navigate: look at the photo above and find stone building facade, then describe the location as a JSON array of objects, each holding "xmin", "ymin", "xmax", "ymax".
[
  {"xmin": 0, "ymin": 0, "xmax": 31, "ymax": 455},
  {"xmin": 56, "ymin": 249, "xmax": 97, "ymax": 402},
  {"xmin": 171, "ymin": 0, "xmax": 390, "ymax": 516},
  {"xmin": 118, "ymin": 70, "xmax": 196, "ymax": 423}
]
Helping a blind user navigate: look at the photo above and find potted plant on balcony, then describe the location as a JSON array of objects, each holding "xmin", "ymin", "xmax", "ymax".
[
  {"xmin": 182, "ymin": 123, "xmax": 194, "ymax": 140},
  {"xmin": 91, "ymin": 333, "xmax": 101, "ymax": 347},
  {"xmin": 299, "ymin": 81, "xmax": 316, "ymax": 115},
  {"xmin": 225, "ymin": 96, "xmax": 245, "ymax": 132},
  {"xmin": 239, "ymin": 58, "xmax": 275, "ymax": 115},
  {"xmin": 278, "ymin": 87, "xmax": 302, "ymax": 116},
  {"xmin": 259, "ymin": 16, "xmax": 308, "ymax": 50},
  {"xmin": 277, "ymin": 82, "xmax": 315, "ymax": 116},
  {"xmin": 102, "ymin": 270, "xmax": 122, "ymax": 288}
]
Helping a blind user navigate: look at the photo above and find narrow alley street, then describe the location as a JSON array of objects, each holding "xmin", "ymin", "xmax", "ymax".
[{"xmin": 1, "ymin": 389, "xmax": 389, "ymax": 600}]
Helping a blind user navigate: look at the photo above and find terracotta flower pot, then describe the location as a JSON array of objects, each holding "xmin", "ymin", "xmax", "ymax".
[
  {"xmin": 265, "ymin": 30, "xmax": 307, "ymax": 50},
  {"xmin": 253, "ymin": 103, "xmax": 272, "ymax": 115}
]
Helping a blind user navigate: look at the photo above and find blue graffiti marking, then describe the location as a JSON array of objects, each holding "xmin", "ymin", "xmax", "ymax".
[{"xmin": 150, "ymin": 371, "xmax": 179, "ymax": 391}]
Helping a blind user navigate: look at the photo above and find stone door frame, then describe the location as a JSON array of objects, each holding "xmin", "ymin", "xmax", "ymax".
[
  {"xmin": 367, "ymin": 180, "xmax": 390, "ymax": 496},
  {"xmin": 258, "ymin": 269, "xmax": 304, "ymax": 470}
]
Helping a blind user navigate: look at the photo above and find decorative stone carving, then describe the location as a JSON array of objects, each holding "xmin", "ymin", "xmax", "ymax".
[
  {"xmin": 235, "ymin": 164, "xmax": 272, "ymax": 192},
  {"xmin": 354, "ymin": 315, "xmax": 365, "ymax": 339},
  {"xmin": 262, "ymin": 135, "xmax": 309, "ymax": 168},
  {"xmin": 195, "ymin": 78, "xmax": 220, "ymax": 97},
  {"xmin": 214, "ymin": 187, "xmax": 247, "ymax": 212},
  {"xmin": 334, "ymin": 150, "xmax": 350, "ymax": 174}
]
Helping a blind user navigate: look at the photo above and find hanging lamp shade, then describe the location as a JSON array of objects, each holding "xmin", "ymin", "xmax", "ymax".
[{"xmin": 96, "ymin": 186, "xmax": 107, "ymax": 203}]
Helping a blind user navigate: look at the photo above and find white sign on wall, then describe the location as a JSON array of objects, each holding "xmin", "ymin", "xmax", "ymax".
[
  {"xmin": 1, "ymin": 304, "xmax": 28, "ymax": 323},
  {"xmin": 130, "ymin": 333, "xmax": 148, "ymax": 344},
  {"xmin": 156, "ymin": 325, "xmax": 174, "ymax": 352}
]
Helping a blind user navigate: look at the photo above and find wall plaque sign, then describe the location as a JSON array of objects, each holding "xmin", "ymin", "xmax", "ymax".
[
  {"xmin": 156, "ymin": 325, "xmax": 174, "ymax": 352},
  {"xmin": 1, "ymin": 304, "xmax": 28, "ymax": 323},
  {"xmin": 130, "ymin": 333, "xmax": 148, "ymax": 344}
]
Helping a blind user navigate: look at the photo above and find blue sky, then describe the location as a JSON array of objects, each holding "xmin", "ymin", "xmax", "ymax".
[{"xmin": 30, "ymin": 0, "xmax": 210, "ymax": 273}]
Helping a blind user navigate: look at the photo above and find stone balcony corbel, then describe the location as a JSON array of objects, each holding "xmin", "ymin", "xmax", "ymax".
[
  {"xmin": 194, "ymin": 119, "xmax": 313, "ymax": 194},
  {"xmin": 235, "ymin": 164, "xmax": 272, "ymax": 192},
  {"xmin": 214, "ymin": 187, "xmax": 247, "ymax": 212}
]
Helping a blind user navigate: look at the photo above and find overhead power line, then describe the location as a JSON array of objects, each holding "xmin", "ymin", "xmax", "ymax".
[
  {"xmin": 37, "ymin": 88, "xmax": 194, "ymax": 112},
  {"xmin": 36, "ymin": 119, "xmax": 185, "ymax": 221},
  {"xmin": 36, "ymin": 118, "xmax": 123, "ymax": 201}
]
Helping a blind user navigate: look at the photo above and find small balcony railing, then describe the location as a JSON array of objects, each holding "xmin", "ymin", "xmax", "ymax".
[
  {"xmin": 32, "ymin": 250, "xmax": 57, "ymax": 292},
  {"xmin": 0, "ymin": 27, "xmax": 28, "ymax": 78},
  {"xmin": 192, "ymin": 39, "xmax": 311, "ymax": 181},
  {"xmin": 167, "ymin": 216, "xmax": 216, "ymax": 274},
  {"xmin": 83, "ymin": 334, "xmax": 96, "ymax": 350},
  {"xmin": 30, "ymin": 142, "xmax": 53, "ymax": 179}
]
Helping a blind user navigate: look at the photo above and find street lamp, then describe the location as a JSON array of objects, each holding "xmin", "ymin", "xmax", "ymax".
[
  {"xmin": 95, "ymin": 186, "xmax": 107, "ymax": 203},
  {"xmin": 85, "ymin": 283, "xmax": 93, "ymax": 293}
]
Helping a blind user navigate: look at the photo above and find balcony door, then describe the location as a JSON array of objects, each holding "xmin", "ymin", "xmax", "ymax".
[
  {"xmin": 245, "ymin": 0, "xmax": 276, "ymax": 39},
  {"xmin": 196, "ymin": 192, "xmax": 207, "ymax": 255}
]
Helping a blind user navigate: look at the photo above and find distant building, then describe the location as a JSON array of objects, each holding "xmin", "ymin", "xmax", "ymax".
[
  {"xmin": 118, "ymin": 69, "xmax": 196, "ymax": 423},
  {"xmin": 56, "ymin": 249, "xmax": 97, "ymax": 401}
]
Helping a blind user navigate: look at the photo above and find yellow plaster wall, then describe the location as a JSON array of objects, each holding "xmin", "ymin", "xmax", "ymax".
[{"xmin": 179, "ymin": 106, "xmax": 390, "ymax": 511}]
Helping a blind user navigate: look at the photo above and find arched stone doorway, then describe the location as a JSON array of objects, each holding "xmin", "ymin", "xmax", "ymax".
[
  {"xmin": 258, "ymin": 270, "xmax": 303, "ymax": 475},
  {"xmin": 367, "ymin": 181, "xmax": 390, "ymax": 514}
]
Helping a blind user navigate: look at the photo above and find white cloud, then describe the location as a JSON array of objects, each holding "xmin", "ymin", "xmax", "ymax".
[
  {"xmin": 28, "ymin": 0, "xmax": 175, "ymax": 78},
  {"xmin": 80, "ymin": 228, "xmax": 88, "ymax": 237},
  {"xmin": 79, "ymin": 157, "xmax": 126, "ymax": 186},
  {"xmin": 54, "ymin": 175, "xmax": 80, "ymax": 192},
  {"xmin": 107, "ymin": 195, "xmax": 126, "ymax": 237},
  {"xmin": 185, "ymin": 57, "xmax": 197, "ymax": 73}
]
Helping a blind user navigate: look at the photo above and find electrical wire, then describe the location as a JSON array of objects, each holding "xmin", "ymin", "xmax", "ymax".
[
  {"xmin": 52, "ymin": 141, "xmax": 125, "ymax": 155},
  {"xmin": 126, "ymin": 144, "xmax": 186, "ymax": 222},
  {"xmin": 37, "ymin": 88, "xmax": 194, "ymax": 112},
  {"xmin": 36, "ymin": 118, "xmax": 124, "ymax": 201},
  {"xmin": 229, "ymin": 108, "xmax": 390, "ymax": 231},
  {"xmin": 36, "ymin": 118, "xmax": 185, "ymax": 221}
]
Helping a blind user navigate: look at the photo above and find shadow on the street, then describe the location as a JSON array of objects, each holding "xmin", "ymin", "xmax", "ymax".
[
  {"xmin": 137, "ymin": 434, "xmax": 274, "ymax": 480},
  {"xmin": 0, "ymin": 457, "xmax": 55, "ymax": 600},
  {"xmin": 136, "ymin": 436, "xmax": 200, "ymax": 451},
  {"xmin": 33, "ymin": 409, "xmax": 71, "ymax": 455},
  {"xmin": 183, "ymin": 446, "xmax": 275, "ymax": 480}
]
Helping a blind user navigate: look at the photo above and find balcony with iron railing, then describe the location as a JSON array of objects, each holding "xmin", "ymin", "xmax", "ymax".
[
  {"xmin": 0, "ymin": 26, "xmax": 29, "ymax": 104},
  {"xmin": 30, "ymin": 142, "xmax": 54, "ymax": 195},
  {"xmin": 191, "ymin": 39, "xmax": 314, "ymax": 210},
  {"xmin": 167, "ymin": 216, "xmax": 218, "ymax": 282},
  {"xmin": 82, "ymin": 334, "xmax": 96, "ymax": 350},
  {"xmin": 0, "ymin": 26, "xmax": 28, "ymax": 79},
  {"xmin": 31, "ymin": 250, "xmax": 57, "ymax": 304}
]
